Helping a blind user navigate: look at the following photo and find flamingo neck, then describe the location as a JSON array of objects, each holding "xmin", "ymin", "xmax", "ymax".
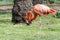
[{"xmin": 31, "ymin": 11, "xmax": 38, "ymax": 21}]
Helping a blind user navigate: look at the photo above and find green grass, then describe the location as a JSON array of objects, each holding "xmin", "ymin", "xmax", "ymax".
[
  {"xmin": 0, "ymin": 11, "xmax": 60, "ymax": 40},
  {"xmin": 0, "ymin": 0, "xmax": 13, "ymax": 6}
]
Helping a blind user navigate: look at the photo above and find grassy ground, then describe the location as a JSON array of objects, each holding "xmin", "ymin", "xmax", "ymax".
[
  {"xmin": 0, "ymin": 0, "xmax": 13, "ymax": 6},
  {"xmin": 0, "ymin": 11, "xmax": 60, "ymax": 40}
]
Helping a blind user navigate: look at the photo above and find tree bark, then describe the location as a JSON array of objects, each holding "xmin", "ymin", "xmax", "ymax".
[
  {"xmin": 33, "ymin": 0, "xmax": 44, "ymax": 5},
  {"xmin": 12, "ymin": 0, "xmax": 33, "ymax": 24}
]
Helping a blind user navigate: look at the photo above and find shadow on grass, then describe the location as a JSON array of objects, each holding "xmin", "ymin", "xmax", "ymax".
[
  {"xmin": 0, "ymin": 11, "xmax": 11, "ymax": 15},
  {"xmin": 0, "ymin": 19, "xmax": 11, "ymax": 23},
  {"xmin": 0, "ymin": 11, "xmax": 12, "ymax": 24}
]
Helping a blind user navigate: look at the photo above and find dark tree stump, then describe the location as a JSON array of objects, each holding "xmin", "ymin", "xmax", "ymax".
[{"xmin": 12, "ymin": 0, "xmax": 33, "ymax": 24}]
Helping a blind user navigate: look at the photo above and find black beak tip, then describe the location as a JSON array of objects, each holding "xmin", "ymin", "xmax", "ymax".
[{"xmin": 26, "ymin": 23, "xmax": 30, "ymax": 25}]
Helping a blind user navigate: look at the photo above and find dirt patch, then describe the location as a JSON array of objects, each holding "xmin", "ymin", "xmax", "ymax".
[
  {"xmin": 0, "ymin": 6, "xmax": 13, "ymax": 11},
  {"xmin": 0, "ymin": 4, "xmax": 60, "ymax": 11}
]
